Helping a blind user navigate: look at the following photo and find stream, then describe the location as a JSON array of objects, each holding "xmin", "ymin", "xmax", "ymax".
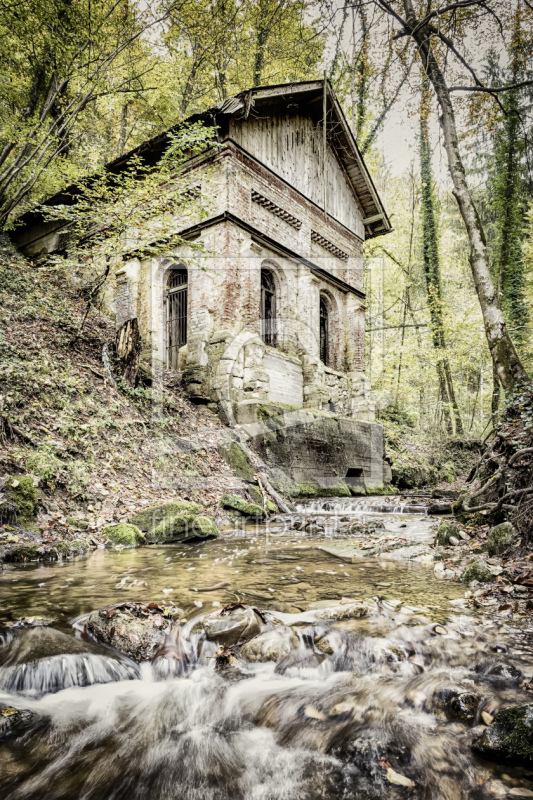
[{"xmin": 1, "ymin": 499, "xmax": 532, "ymax": 799}]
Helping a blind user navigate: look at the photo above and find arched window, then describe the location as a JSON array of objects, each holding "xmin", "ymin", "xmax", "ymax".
[
  {"xmin": 260, "ymin": 268, "xmax": 277, "ymax": 347},
  {"xmin": 166, "ymin": 266, "xmax": 188, "ymax": 369},
  {"xmin": 320, "ymin": 296, "xmax": 329, "ymax": 366}
]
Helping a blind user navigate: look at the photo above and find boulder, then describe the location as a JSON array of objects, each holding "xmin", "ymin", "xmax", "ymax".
[
  {"xmin": 474, "ymin": 704, "xmax": 533, "ymax": 765},
  {"xmin": 103, "ymin": 523, "xmax": 144, "ymax": 548},
  {"xmin": 220, "ymin": 495, "xmax": 265, "ymax": 518},
  {"xmin": 0, "ymin": 706, "xmax": 35, "ymax": 740},
  {"xmin": 203, "ymin": 604, "xmax": 264, "ymax": 647},
  {"xmin": 239, "ymin": 627, "xmax": 297, "ymax": 662},
  {"xmin": 149, "ymin": 513, "xmax": 218, "ymax": 543},
  {"xmin": 447, "ymin": 691, "xmax": 482, "ymax": 721},
  {"xmin": 129, "ymin": 501, "xmax": 202, "ymax": 534},
  {"xmin": 434, "ymin": 520, "xmax": 461, "ymax": 547},
  {"xmin": 487, "ymin": 522, "xmax": 516, "ymax": 556},
  {"xmin": 86, "ymin": 602, "xmax": 182, "ymax": 662},
  {"xmin": 218, "ymin": 440, "xmax": 255, "ymax": 482},
  {"xmin": 459, "ymin": 560, "xmax": 495, "ymax": 584}
]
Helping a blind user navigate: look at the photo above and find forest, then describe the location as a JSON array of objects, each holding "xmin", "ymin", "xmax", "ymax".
[{"xmin": 1, "ymin": 2, "xmax": 533, "ymax": 799}]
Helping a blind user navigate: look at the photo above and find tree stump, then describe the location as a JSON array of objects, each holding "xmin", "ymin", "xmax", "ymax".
[{"xmin": 116, "ymin": 318, "xmax": 141, "ymax": 386}]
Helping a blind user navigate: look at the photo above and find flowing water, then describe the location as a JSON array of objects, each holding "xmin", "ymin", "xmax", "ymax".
[{"xmin": 0, "ymin": 499, "xmax": 532, "ymax": 799}]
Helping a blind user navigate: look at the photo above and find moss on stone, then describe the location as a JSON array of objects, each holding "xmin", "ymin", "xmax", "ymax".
[
  {"xmin": 460, "ymin": 560, "xmax": 494, "ymax": 584},
  {"xmin": 296, "ymin": 484, "xmax": 320, "ymax": 498},
  {"xmin": 434, "ymin": 520, "xmax": 460, "ymax": 547},
  {"xmin": 247, "ymin": 485, "xmax": 276, "ymax": 512},
  {"xmin": 370, "ymin": 484, "xmax": 399, "ymax": 496},
  {"xmin": 218, "ymin": 441, "xmax": 255, "ymax": 482},
  {"xmin": 6, "ymin": 476, "xmax": 37, "ymax": 520},
  {"xmin": 150, "ymin": 513, "xmax": 218, "ymax": 543},
  {"xmin": 66, "ymin": 517, "xmax": 89, "ymax": 531},
  {"xmin": 348, "ymin": 485, "xmax": 367, "ymax": 497},
  {"xmin": 129, "ymin": 501, "xmax": 202, "ymax": 533},
  {"xmin": 487, "ymin": 522, "xmax": 516, "ymax": 556},
  {"xmin": 103, "ymin": 523, "xmax": 144, "ymax": 548},
  {"xmin": 5, "ymin": 544, "xmax": 39, "ymax": 561},
  {"xmin": 220, "ymin": 495, "xmax": 265, "ymax": 518},
  {"xmin": 474, "ymin": 704, "xmax": 533, "ymax": 764},
  {"xmin": 320, "ymin": 483, "xmax": 351, "ymax": 497}
]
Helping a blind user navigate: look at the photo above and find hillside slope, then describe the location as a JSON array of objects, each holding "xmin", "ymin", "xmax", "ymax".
[{"xmin": 0, "ymin": 236, "xmax": 258, "ymax": 554}]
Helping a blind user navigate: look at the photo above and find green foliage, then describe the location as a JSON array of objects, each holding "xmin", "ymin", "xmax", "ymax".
[{"xmin": 6, "ymin": 476, "xmax": 37, "ymax": 520}]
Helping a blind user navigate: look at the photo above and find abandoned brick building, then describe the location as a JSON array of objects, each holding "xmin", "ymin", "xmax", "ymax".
[{"xmin": 14, "ymin": 80, "xmax": 393, "ymax": 488}]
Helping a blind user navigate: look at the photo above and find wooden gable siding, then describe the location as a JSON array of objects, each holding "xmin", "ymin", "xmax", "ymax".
[{"xmin": 228, "ymin": 113, "xmax": 365, "ymax": 239}]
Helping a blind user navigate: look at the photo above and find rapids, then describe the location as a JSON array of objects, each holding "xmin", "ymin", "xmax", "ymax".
[{"xmin": 0, "ymin": 500, "xmax": 532, "ymax": 799}]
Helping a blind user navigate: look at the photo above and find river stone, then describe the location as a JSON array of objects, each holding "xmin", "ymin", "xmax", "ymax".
[
  {"xmin": 474, "ymin": 704, "xmax": 533, "ymax": 764},
  {"xmin": 314, "ymin": 601, "xmax": 372, "ymax": 621},
  {"xmin": 460, "ymin": 560, "xmax": 495, "ymax": 584},
  {"xmin": 103, "ymin": 523, "xmax": 144, "ymax": 548},
  {"xmin": 0, "ymin": 706, "xmax": 35, "ymax": 740},
  {"xmin": 478, "ymin": 661, "xmax": 524, "ymax": 686},
  {"xmin": 487, "ymin": 522, "xmax": 516, "ymax": 556},
  {"xmin": 239, "ymin": 627, "xmax": 297, "ymax": 662},
  {"xmin": 129, "ymin": 501, "xmax": 202, "ymax": 534},
  {"xmin": 148, "ymin": 513, "xmax": 218, "ymax": 543},
  {"xmin": 315, "ymin": 629, "xmax": 345, "ymax": 655},
  {"xmin": 434, "ymin": 520, "xmax": 460, "ymax": 547},
  {"xmin": 220, "ymin": 495, "xmax": 265, "ymax": 518},
  {"xmin": 86, "ymin": 602, "xmax": 181, "ymax": 662},
  {"xmin": 202, "ymin": 605, "xmax": 264, "ymax": 646},
  {"xmin": 447, "ymin": 691, "xmax": 482, "ymax": 721},
  {"xmin": 247, "ymin": 484, "xmax": 276, "ymax": 513}
]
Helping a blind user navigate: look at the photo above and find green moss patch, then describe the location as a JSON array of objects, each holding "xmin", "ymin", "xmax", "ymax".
[
  {"xmin": 474, "ymin": 704, "xmax": 533, "ymax": 764},
  {"xmin": 218, "ymin": 441, "xmax": 255, "ymax": 482},
  {"xmin": 149, "ymin": 513, "xmax": 218, "ymax": 543},
  {"xmin": 220, "ymin": 495, "xmax": 265, "ymax": 518},
  {"xmin": 434, "ymin": 521, "xmax": 460, "ymax": 547},
  {"xmin": 5, "ymin": 476, "xmax": 37, "ymax": 520},
  {"xmin": 103, "ymin": 523, "xmax": 145, "ymax": 548},
  {"xmin": 486, "ymin": 522, "xmax": 516, "ymax": 556},
  {"xmin": 129, "ymin": 501, "xmax": 202, "ymax": 534},
  {"xmin": 247, "ymin": 485, "xmax": 276, "ymax": 512},
  {"xmin": 459, "ymin": 560, "xmax": 494, "ymax": 584},
  {"xmin": 368, "ymin": 484, "xmax": 399, "ymax": 496}
]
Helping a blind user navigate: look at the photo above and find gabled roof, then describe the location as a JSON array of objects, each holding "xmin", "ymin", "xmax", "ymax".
[
  {"xmin": 107, "ymin": 80, "xmax": 391, "ymax": 239},
  {"xmin": 18, "ymin": 80, "xmax": 391, "ymax": 240}
]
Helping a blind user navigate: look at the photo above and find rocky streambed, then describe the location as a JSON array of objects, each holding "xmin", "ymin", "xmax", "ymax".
[{"xmin": 0, "ymin": 501, "xmax": 532, "ymax": 799}]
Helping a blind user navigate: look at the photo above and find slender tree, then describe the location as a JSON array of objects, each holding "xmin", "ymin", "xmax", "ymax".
[
  {"xmin": 371, "ymin": 0, "xmax": 529, "ymax": 393},
  {"xmin": 419, "ymin": 77, "xmax": 464, "ymax": 433}
]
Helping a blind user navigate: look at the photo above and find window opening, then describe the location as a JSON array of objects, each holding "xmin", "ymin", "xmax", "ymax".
[
  {"xmin": 261, "ymin": 269, "xmax": 277, "ymax": 347},
  {"xmin": 320, "ymin": 297, "xmax": 329, "ymax": 365},
  {"xmin": 166, "ymin": 267, "xmax": 188, "ymax": 369}
]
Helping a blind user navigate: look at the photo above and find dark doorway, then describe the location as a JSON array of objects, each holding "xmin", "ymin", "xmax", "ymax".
[
  {"xmin": 320, "ymin": 297, "xmax": 329, "ymax": 365},
  {"xmin": 261, "ymin": 268, "xmax": 277, "ymax": 347},
  {"xmin": 345, "ymin": 467, "xmax": 364, "ymax": 489},
  {"xmin": 166, "ymin": 267, "xmax": 188, "ymax": 369}
]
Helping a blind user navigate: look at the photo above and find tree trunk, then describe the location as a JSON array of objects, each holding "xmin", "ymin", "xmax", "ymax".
[
  {"xmin": 419, "ymin": 76, "xmax": 463, "ymax": 434},
  {"xmin": 402, "ymin": 0, "xmax": 528, "ymax": 392},
  {"xmin": 116, "ymin": 317, "xmax": 142, "ymax": 386}
]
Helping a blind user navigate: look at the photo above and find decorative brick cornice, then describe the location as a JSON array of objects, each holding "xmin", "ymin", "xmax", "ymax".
[
  {"xmin": 251, "ymin": 190, "xmax": 302, "ymax": 230},
  {"xmin": 310, "ymin": 230, "xmax": 349, "ymax": 262}
]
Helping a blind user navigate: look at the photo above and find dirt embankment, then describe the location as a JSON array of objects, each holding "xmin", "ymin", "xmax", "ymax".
[{"xmin": 0, "ymin": 237, "xmax": 256, "ymax": 556}]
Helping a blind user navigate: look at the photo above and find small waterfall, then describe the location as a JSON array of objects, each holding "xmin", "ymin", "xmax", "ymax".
[
  {"xmin": 0, "ymin": 653, "xmax": 139, "ymax": 697},
  {"xmin": 295, "ymin": 497, "xmax": 429, "ymax": 515}
]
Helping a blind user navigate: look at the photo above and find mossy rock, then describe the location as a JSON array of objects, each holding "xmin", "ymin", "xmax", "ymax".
[
  {"xmin": 487, "ymin": 522, "xmax": 516, "ymax": 556},
  {"xmin": 103, "ymin": 523, "xmax": 145, "ymax": 548},
  {"xmin": 434, "ymin": 520, "xmax": 460, "ymax": 547},
  {"xmin": 459, "ymin": 560, "xmax": 494, "ymax": 584},
  {"xmin": 348, "ymin": 485, "xmax": 367, "ymax": 497},
  {"xmin": 297, "ymin": 484, "xmax": 321, "ymax": 498},
  {"xmin": 370, "ymin": 484, "xmax": 399, "ymax": 496},
  {"xmin": 247, "ymin": 485, "xmax": 276, "ymax": 512},
  {"xmin": 320, "ymin": 483, "xmax": 351, "ymax": 498},
  {"xmin": 218, "ymin": 441, "xmax": 255, "ymax": 482},
  {"xmin": 5, "ymin": 476, "xmax": 37, "ymax": 520},
  {"xmin": 66, "ymin": 517, "xmax": 89, "ymax": 531},
  {"xmin": 149, "ymin": 513, "xmax": 218, "ymax": 543},
  {"xmin": 129, "ymin": 501, "xmax": 202, "ymax": 534},
  {"xmin": 220, "ymin": 495, "xmax": 265, "ymax": 518},
  {"xmin": 474, "ymin": 704, "xmax": 533, "ymax": 764}
]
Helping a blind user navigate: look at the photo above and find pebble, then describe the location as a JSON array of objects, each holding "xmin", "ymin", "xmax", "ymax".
[
  {"xmin": 387, "ymin": 768, "xmax": 415, "ymax": 788},
  {"xmin": 481, "ymin": 711, "xmax": 494, "ymax": 725},
  {"xmin": 449, "ymin": 536, "xmax": 460, "ymax": 546},
  {"xmin": 509, "ymin": 789, "xmax": 533, "ymax": 798}
]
